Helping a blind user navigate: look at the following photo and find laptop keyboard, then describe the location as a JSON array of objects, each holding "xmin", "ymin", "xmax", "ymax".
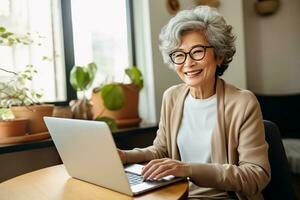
[{"xmin": 126, "ymin": 172, "xmax": 144, "ymax": 186}]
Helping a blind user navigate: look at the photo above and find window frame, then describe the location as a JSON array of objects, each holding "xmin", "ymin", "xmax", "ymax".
[{"xmin": 54, "ymin": 0, "xmax": 135, "ymax": 106}]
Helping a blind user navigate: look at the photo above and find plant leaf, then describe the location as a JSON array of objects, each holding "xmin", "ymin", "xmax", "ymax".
[
  {"xmin": 87, "ymin": 62, "xmax": 97, "ymax": 79},
  {"xmin": 125, "ymin": 66, "xmax": 143, "ymax": 89},
  {"xmin": 70, "ymin": 66, "xmax": 91, "ymax": 91},
  {"xmin": 86, "ymin": 62, "xmax": 97, "ymax": 88},
  {"xmin": 101, "ymin": 84, "xmax": 124, "ymax": 110},
  {"xmin": 0, "ymin": 108, "xmax": 15, "ymax": 120},
  {"xmin": 1, "ymin": 32, "xmax": 13, "ymax": 38},
  {"xmin": 8, "ymin": 38, "xmax": 15, "ymax": 45},
  {"xmin": 95, "ymin": 116, "xmax": 118, "ymax": 131},
  {"xmin": 0, "ymin": 27, "xmax": 6, "ymax": 33}
]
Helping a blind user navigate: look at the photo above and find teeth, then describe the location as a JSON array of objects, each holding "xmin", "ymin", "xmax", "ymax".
[
  {"xmin": 186, "ymin": 71, "xmax": 198, "ymax": 75},
  {"xmin": 185, "ymin": 70, "xmax": 202, "ymax": 76}
]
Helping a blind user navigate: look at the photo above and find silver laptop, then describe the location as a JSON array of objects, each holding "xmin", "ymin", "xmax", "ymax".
[{"xmin": 44, "ymin": 117, "xmax": 185, "ymax": 196}]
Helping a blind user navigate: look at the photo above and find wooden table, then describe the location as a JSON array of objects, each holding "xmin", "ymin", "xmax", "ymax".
[{"xmin": 0, "ymin": 165, "xmax": 188, "ymax": 200}]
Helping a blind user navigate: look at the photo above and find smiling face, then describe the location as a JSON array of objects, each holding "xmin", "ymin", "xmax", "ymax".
[{"xmin": 173, "ymin": 31, "xmax": 223, "ymax": 97}]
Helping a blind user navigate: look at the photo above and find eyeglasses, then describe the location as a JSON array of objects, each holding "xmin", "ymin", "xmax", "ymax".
[{"xmin": 169, "ymin": 45, "xmax": 214, "ymax": 65}]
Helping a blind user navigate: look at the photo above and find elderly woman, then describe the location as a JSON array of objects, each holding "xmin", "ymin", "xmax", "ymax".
[{"xmin": 119, "ymin": 6, "xmax": 270, "ymax": 199}]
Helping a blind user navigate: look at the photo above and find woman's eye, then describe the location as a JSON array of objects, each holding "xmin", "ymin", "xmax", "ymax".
[
  {"xmin": 192, "ymin": 49, "xmax": 204, "ymax": 54},
  {"xmin": 172, "ymin": 52, "xmax": 184, "ymax": 58},
  {"xmin": 175, "ymin": 53, "xmax": 184, "ymax": 58}
]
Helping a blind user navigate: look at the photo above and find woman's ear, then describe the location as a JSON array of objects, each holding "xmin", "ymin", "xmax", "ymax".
[{"xmin": 217, "ymin": 55, "xmax": 225, "ymax": 65}]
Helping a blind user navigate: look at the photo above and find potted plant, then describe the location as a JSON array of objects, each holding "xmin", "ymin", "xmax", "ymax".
[
  {"xmin": 70, "ymin": 62, "xmax": 116, "ymax": 130},
  {"xmin": 69, "ymin": 63, "xmax": 144, "ymax": 130},
  {"xmin": 69, "ymin": 62, "xmax": 97, "ymax": 120},
  {"xmin": 0, "ymin": 26, "xmax": 54, "ymax": 134},
  {"xmin": 0, "ymin": 108, "xmax": 28, "ymax": 138},
  {"xmin": 0, "ymin": 65, "xmax": 54, "ymax": 134},
  {"xmin": 91, "ymin": 66, "xmax": 143, "ymax": 129}
]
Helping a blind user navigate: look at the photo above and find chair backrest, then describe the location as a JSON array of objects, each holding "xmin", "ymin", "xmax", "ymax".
[{"xmin": 262, "ymin": 120, "xmax": 297, "ymax": 200}]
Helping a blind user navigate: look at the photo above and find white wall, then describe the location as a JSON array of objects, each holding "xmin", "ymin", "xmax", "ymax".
[
  {"xmin": 244, "ymin": 0, "xmax": 300, "ymax": 95},
  {"xmin": 147, "ymin": 1, "xmax": 182, "ymax": 122},
  {"xmin": 135, "ymin": 0, "xmax": 247, "ymax": 122},
  {"xmin": 218, "ymin": 0, "xmax": 247, "ymax": 90}
]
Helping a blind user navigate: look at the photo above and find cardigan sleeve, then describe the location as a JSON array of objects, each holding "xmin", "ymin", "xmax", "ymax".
[
  {"xmin": 124, "ymin": 92, "xmax": 169, "ymax": 164},
  {"xmin": 189, "ymin": 93, "xmax": 271, "ymax": 196}
]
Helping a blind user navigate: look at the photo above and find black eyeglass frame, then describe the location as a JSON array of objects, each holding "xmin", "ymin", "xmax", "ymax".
[{"xmin": 169, "ymin": 45, "xmax": 214, "ymax": 65}]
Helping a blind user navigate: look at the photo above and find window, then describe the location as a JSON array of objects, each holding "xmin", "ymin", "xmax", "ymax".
[
  {"xmin": 70, "ymin": 0, "xmax": 134, "ymax": 97},
  {"xmin": 0, "ymin": 0, "xmax": 66, "ymax": 103},
  {"xmin": 0, "ymin": 0, "xmax": 134, "ymax": 103}
]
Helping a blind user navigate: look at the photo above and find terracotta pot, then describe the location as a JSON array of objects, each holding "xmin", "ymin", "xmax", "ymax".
[
  {"xmin": 52, "ymin": 106, "xmax": 73, "ymax": 119},
  {"xmin": 91, "ymin": 84, "xmax": 140, "ymax": 127},
  {"xmin": 0, "ymin": 118, "xmax": 28, "ymax": 138},
  {"xmin": 11, "ymin": 104, "xmax": 54, "ymax": 134}
]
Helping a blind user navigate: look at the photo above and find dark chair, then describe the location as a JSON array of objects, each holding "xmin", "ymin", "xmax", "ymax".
[{"xmin": 262, "ymin": 120, "xmax": 297, "ymax": 200}]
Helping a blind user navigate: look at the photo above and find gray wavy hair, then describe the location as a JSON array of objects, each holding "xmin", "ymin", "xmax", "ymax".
[{"xmin": 159, "ymin": 6, "xmax": 236, "ymax": 76}]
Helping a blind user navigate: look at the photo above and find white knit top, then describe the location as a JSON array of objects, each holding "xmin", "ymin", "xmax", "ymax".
[{"xmin": 177, "ymin": 93, "xmax": 217, "ymax": 163}]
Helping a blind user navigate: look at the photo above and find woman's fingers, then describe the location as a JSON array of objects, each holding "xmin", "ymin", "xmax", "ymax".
[
  {"xmin": 142, "ymin": 158, "xmax": 177, "ymax": 180},
  {"xmin": 152, "ymin": 168, "xmax": 175, "ymax": 180},
  {"xmin": 142, "ymin": 158, "xmax": 191, "ymax": 180},
  {"xmin": 147, "ymin": 164, "xmax": 174, "ymax": 180},
  {"xmin": 141, "ymin": 158, "xmax": 168, "ymax": 176}
]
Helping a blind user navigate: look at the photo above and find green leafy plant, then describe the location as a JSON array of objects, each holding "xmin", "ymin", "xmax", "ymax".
[
  {"xmin": 0, "ymin": 65, "xmax": 43, "ymax": 109},
  {"xmin": 92, "ymin": 66, "xmax": 143, "ymax": 130},
  {"xmin": 69, "ymin": 63, "xmax": 143, "ymax": 130},
  {"xmin": 0, "ymin": 26, "xmax": 43, "ymax": 114},
  {"xmin": 70, "ymin": 62, "xmax": 97, "ymax": 94},
  {"xmin": 69, "ymin": 62, "xmax": 97, "ymax": 120},
  {"xmin": 125, "ymin": 67, "xmax": 144, "ymax": 89},
  {"xmin": 0, "ymin": 26, "xmax": 33, "ymax": 46},
  {"xmin": 93, "ymin": 66, "xmax": 143, "ymax": 111},
  {"xmin": 0, "ymin": 26, "xmax": 55, "ymax": 134}
]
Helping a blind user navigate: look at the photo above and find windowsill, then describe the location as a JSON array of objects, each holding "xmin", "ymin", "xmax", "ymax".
[{"xmin": 0, "ymin": 123, "xmax": 158, "ymax": 154}]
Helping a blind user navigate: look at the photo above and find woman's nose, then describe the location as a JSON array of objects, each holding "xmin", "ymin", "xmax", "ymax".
[{"xmin": 183, "ymin": 54, "xmax": 196, "ymax": 68}]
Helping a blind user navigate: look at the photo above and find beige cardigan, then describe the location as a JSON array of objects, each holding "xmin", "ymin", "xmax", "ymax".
[{"xmin": 125, "ymin": 78, "xmax": 271, "ymax": 199}]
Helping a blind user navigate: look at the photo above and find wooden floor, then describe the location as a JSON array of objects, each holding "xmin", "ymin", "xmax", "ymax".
[{"xmin": 292, "ymin": 174, "xmax": 300, "ymax": 200}]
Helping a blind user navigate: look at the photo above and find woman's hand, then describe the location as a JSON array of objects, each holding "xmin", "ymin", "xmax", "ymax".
[
  {"xmin": 141, "ymin": 158, "xmax": 192, "ymax": 180},
  {"xmin": 117, "ymin": 149, "xmax": 126, "ymax": 164}
]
